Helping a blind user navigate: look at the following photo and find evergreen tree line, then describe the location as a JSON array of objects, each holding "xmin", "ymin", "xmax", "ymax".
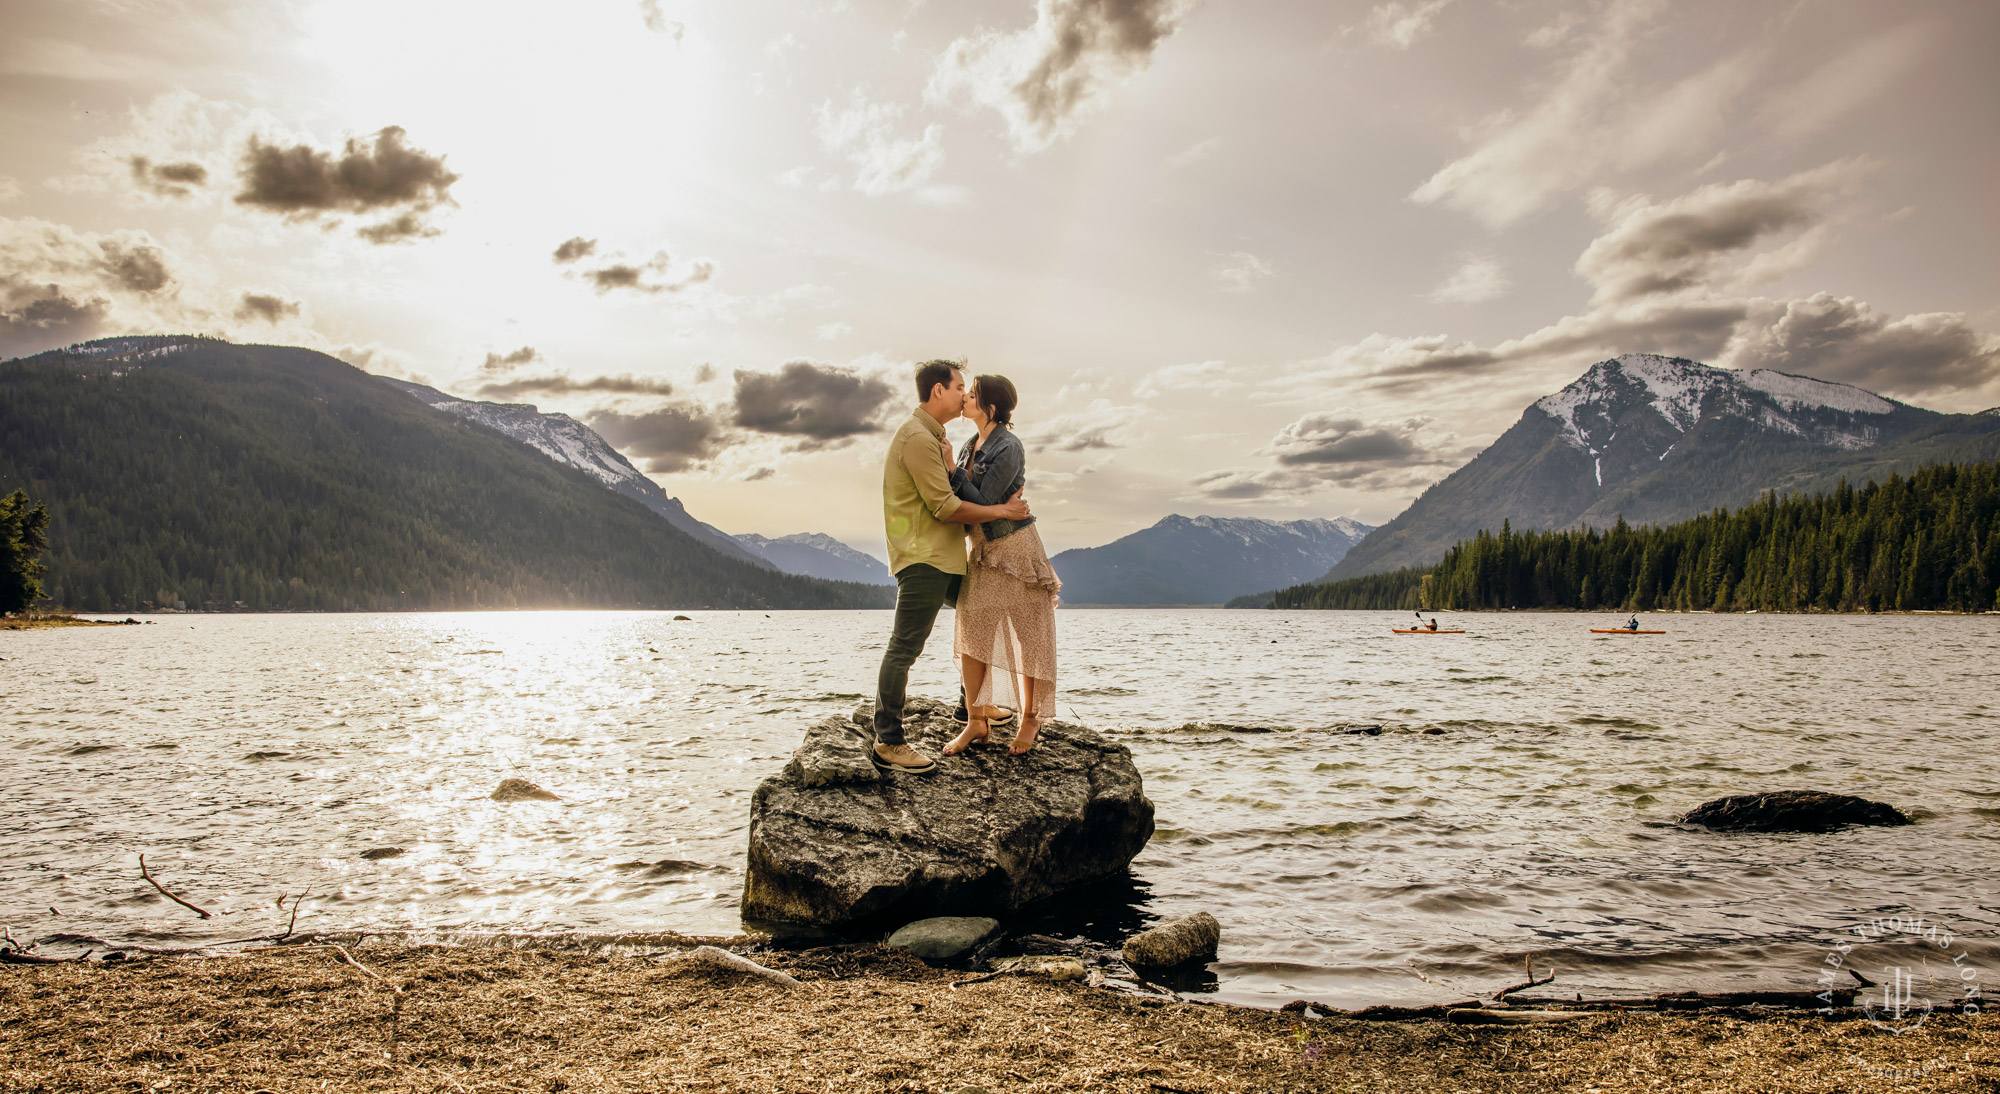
[
  {"xmin": 1, "ymin": 488, "xmax": 50, "ymax": 614},
  {"xmin": 1271, "ymin": 460, "xmax": 2000, "ymax": 613},
  {"xmin": 1, "ymin": 341, "xmax": 894, "ymax": 612}
]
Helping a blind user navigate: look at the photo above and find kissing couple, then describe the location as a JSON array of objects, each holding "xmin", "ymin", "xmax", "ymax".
[{"xmin": 868, "ymin": 359, "xmax": 1063, "ymax": 774}]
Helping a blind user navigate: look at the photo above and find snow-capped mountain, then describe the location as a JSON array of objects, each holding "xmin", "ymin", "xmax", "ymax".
[
  {"xmin": 1324, "ymin": 354, "xmax": 2000, "ymax": 580},
  {"xmin": 1051, "ymin": 514, "xmax": 1375, "ymax": 605},
  {"xmin": 381, "ymin": 378, "xmax": 773, "ymax": 570},
  {"xmin": 735, "ymin": 532, "xmax": 893, "ymax": 586}
]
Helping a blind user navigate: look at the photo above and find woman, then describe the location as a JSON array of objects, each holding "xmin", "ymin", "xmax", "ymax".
[{"xmin": 940, "ymin": 375, "xmax": 1061, "ymax": 756}]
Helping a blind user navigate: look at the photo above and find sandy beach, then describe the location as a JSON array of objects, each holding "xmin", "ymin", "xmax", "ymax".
[{"xmin": 3, "ymin": 942, "xmax": 1993, "ymax": 1093}]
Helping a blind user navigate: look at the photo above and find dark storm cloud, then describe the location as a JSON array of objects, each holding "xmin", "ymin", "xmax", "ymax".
[
  {"xmin": 730, "ymin": 360, "xmax": 895, "ymax": 442},
  {"xmin": 587, "ymin": 404, "xmax": 723, "ymax": 472},
  {"xmin": 1730, "ymin": 292, "xmax": 2000, "ymax": 398},
  {"xmin": 234, "ymin": 126, "xmax": 459, "ymax": 243},
  {"xmin": 234, "ymin": 292, "xmax": 300, "ymax": 323},
  {"xmin": 128, "ymin": 156, "xmax": 209, "ymax": 198},
  {"xmin": 0, "ymin": 282, "xmax": 110, "ymax": 359},
  {"xmin": 1190, "ymin": 413, "xmax": 1453, "ymax": 500},
  {"xmin": 552, "ymin": 237, "xmax": 597, "ymax": 264},
  {"xmin": 97, "ymin": 241, "xmax": 172, "ymax": 293}
]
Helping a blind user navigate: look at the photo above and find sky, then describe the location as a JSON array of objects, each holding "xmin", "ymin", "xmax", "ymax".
[{"xmin": 3, "ymin": 0, "xmax": 1997, "ymax": 556}]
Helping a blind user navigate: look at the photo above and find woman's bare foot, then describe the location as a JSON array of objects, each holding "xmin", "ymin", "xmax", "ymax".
[
  {"xmin": 1009, "ymin": 716, "xmax": 1041, "ymax": 755},
  {"xmin": 943, "ymin": 715, "xmax": 989, "ymax": 756}
]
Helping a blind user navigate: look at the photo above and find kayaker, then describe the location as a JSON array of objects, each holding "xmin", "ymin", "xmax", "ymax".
[{"xmin": 1626, "ymin": 615, "xmax": 1639, "ymax": 631}]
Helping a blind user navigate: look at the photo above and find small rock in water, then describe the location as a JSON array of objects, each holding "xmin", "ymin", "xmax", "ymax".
[
  {"xmin": 1123, "ymin": 911, "xmax": 1221, "ymax": 969},
  {"xmin": 359, "ymin": 847, "xmax": 406, "ymax": 860},
  {"xmin": 490, "ymin": 778, "xmax": 561, "ymax": 802},
  {"xmin": 1682, "ymin": 789, "xmax": 1910, "ymax": 832},
  {"xmin": 886, "ymin": 916, "xmax": 999, "ymax": 962},
  {"xmin": 673, "ymin": 615, "xmax": 692, "ymax": 621}
]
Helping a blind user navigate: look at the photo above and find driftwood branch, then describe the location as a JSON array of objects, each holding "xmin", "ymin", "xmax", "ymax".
[
  {"xmin": 138, "ymin": 854, "xmax": 212, "ymax": 919},
  {"xmin": 1493, "ymin": 955, "xmax": 1556, "ymax": 1000},
  {"xmin": 681, "ymin": 945, "xmax": 800, "ymax": 988},
  {"xmin": 279, "ymin": 889, "xmax": 309, "ymax": 941},
  {"xmin": 330, "ymin": 942, "xmax": 406, "ymax": 1063}
]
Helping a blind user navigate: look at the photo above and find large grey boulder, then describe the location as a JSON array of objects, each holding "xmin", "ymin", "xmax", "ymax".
[
  {"xmin": 1681, "ymin": 790, "xmax": 1910, "ymax": 832},
  {"xmin": 742, "ymin": 697, "xmax": 1154, "ymax": 928}
]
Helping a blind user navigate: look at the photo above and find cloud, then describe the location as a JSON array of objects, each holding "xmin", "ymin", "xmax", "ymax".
[
  {"xmin": 1191, "ymin": 414, "xmax": 1459, "ymax": 499},
  {"xmin": 1165, "ymin": 137, "xmax": 1219, "ymax": 170},
  {"xmin": 552, "ymin": 237, "xmax": 597, "ymax": 264},
  {"xmin": 1429, "ymin": 254, "xmax": 1510, "ymax": 304},
  {"xmin": 0, "ymin": 218, "xmax": 198, "ymax": 357},
  {"xmin": 1725, "ymin": 293, "xmax": 2000, "ymax": 400},
  {"xmin": 814, "ymin": 90, "xmax": 945, "ymax": 195},
  {"xmin": 1134, "ymin": 359, "xmax": 1241, "ymax": 399},
  {"xmin": 731, "ymin": 360, "xmax": 896, "ymax": 443},
  {"xmin": 1574, "ymin": 162, "xmax": 1863, "ymax": 304},
  {"xmin": 1358, "ymin": 0, "xmax": 1452, "ymax": 50},
  {"xmin": 638, "ymin": 0, "xmax": 685, "ymax": 40},
  {"xmin": 0, "ymin": 178, "xmax": 22, "ymax": 203},
  {"xmin": 580, "ymin": 252, "xmax": 716, "ymax": 295},
  {"xmin": 928, "ymin": 0, "xmax": 1195, "ymax": 152},
  {"xmin": 476, "ymin": 373, "xmax": 681, "ymax": 400},
  {"xmin": 234, "ymin": 125, "xmax": 459, "ymax": 243},
  {"xmin": 1269, "ymin": 414, "xmax": 1423, "ymax": 466},
  {"xmin": 481, "ymin": 346, "xmax": 542, "ymax": 373},
  {"xmin": 587, "ymin": 404, "xmax": 724, "ymax": 472},
  {"xmin": 234, "ymin": 292, "xmax": 300, "ymax": 323},
  {"xmin": 1760, "ymin": 21, "xmax": 1934, "ymax": 142},
  {"xmin": 127, "ymin": 156, "xmax": 209, "ymax": 198},
  {"xmin": 1022, "ymin": 398, "xmax": 1144, "ymax": 451},
  {"xmin": 98, "ymin": 240, "xmax": 173, "ymax": 292},
  {"xmin": 0, "ymin": 284, "xmax": 110, "ymax": 359},
  {"xmin": 1211, "ymin": 251, "xmax": 1273, "ymax": 293},
  {"xmin": 1410, "ymin": 0, "xmax": 1758, "ymax": 228},
  {"xmin": 814, "ymin": 322, "xmax": 853, "ymax": 340}
]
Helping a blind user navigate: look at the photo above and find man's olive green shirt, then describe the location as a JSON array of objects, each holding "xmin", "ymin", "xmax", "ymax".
[{"xmin": 882, "ymin": 408, "xmax": 965, "ymax": 577}]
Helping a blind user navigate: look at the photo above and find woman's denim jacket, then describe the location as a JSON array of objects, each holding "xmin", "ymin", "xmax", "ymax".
[{"xmin": 951, "ymin": 424, "xmax": 1034, "ymax": 542}]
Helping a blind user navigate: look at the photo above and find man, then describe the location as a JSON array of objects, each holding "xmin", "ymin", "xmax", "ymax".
[{"xmin": 872, "ymin": 359, "xmax": 1030, "ymax": 774}]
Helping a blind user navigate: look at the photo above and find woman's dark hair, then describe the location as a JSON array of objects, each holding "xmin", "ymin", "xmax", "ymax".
[
  {"xmin": 914, "ymin": 359, "xmax": 962, "ymax": 403},
  {"xmin": 972, "ymin": 373, "xmax": 1017, "ymax": 427}
]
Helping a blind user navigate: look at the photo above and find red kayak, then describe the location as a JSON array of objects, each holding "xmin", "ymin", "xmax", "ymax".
[
  {"xmin": 1393, "ymin": 628, "xmax": 1465, "ymax": 634},
  {"xmin": 1591, "ymin": 628, "xmax": 1665, "ymax": 634}
]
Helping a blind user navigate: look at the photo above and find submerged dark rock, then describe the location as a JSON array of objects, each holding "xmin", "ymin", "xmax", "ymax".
[
  {"xmin": 1681, "ymin": 790, "xmax": 1910, "ymax": 832},
  {"xmin": 742, "ymin": 697, "xmax": 1154, "ymax": 928}
]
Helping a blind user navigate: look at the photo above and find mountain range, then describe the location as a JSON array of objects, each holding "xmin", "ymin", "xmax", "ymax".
[
  {"xmin": 1049, "ymin": 515, "xmax": 1373, "ymax": 605},
  {"xmin": 382, "ymin": 379, "xmax": 893, "ymax": 585},
  {"xmin": 0, "ymin": 337, "xmax": 890, "ymax": 611},
  {"xmin": 1323, "ymin": 354, "xmax": 2000, "ymax": 582}
]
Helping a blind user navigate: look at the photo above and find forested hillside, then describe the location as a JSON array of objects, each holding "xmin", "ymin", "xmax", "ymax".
[
  {"xmin": 1270, "ymin": 461, "xmax": 2000, "ymax": 614},
  {"xmin": 0, "ymin": 337, "xmax": 892, "ymax": 612}
]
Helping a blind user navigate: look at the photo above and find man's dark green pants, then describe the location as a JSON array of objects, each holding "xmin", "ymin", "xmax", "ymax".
[{"xmin": 872, "ymin": 562, "xmax": 963, "ymax": 746}]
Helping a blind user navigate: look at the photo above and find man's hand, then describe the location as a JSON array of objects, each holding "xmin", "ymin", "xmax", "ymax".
[
  {"xmin": 940, "ymin": 438, "xmax": 954, "ymax": 467},
  {"xmin": 998, "ymin": 490, "xmax": 1029, "ymax": 521}
]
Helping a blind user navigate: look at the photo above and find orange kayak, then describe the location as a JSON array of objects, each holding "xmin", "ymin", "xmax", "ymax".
[
  {"xmin": 1392, "ymin": 628, "xmax": 1465, "ymax": 634},
  {"xmin": 1591, "ymin": 628, "xmax": 1665, "ymax": 634}
]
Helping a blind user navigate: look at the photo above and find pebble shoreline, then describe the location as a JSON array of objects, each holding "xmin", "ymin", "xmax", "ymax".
[{"xmin": 4, "ymin": 943, "xmax": 1995, "ymax": 1092}]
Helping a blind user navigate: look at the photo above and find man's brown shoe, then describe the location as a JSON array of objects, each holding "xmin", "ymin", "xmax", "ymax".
[{"xmin": 871, "ymin": 742, "xmax": 937, "ymax": 774}]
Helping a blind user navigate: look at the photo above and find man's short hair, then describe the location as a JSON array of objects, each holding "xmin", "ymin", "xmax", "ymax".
[{"xmin": 914, "ymin": 359, "xmax": 962, "ymax": 403}]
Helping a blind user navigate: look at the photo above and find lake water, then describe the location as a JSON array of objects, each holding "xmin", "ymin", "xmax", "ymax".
[{"xmin": 4, "ymin": 610, "xmax": 1996, "ymax": 1009}]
